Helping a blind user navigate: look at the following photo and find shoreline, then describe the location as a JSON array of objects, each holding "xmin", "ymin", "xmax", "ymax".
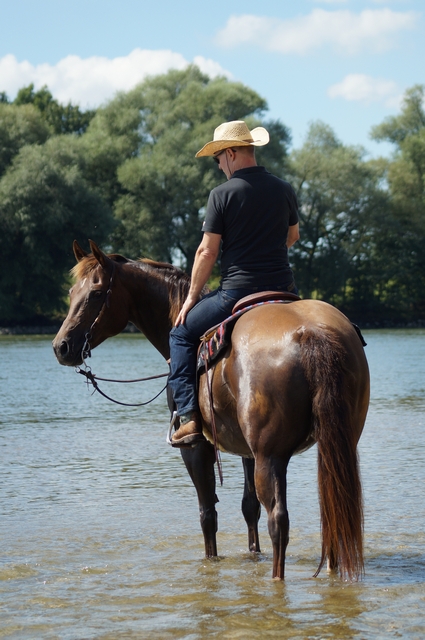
[{"xmin": 0, "ymin": 323, "xmax": 142, "ymax": 336}]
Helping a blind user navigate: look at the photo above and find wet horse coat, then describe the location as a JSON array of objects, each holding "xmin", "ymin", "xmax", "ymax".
[{"xmin": 53, "ymin": 240, "xmax": 370, "ymax": 580}]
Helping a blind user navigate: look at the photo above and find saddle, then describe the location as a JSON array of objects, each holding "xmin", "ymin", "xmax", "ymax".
[{"xmin": 197, "ymin": 291, "xmax": 300, "ymax": 373}]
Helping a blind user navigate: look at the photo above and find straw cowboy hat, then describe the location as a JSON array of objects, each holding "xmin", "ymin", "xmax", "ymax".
[{"xmin": 195, "ymin": 120, "xmax": 269, "ymax": 157}]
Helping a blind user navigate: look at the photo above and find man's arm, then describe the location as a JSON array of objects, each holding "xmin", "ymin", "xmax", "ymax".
[
  {"xmin": 287, "ymin": 222, "xmax": 300, "ymax": 248},
  {"xmin": 174, "ymin": 232, "xmax": 221, "ymax": 326}
]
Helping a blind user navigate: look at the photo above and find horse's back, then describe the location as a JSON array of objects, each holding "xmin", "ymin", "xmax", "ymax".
[
  {"xmin": 199, "ymin": 299, "xmax": 369, "ymax": 457},
  {"xmin": 232, "ymin": 299, "xmax": 367, "ymax": 370}
]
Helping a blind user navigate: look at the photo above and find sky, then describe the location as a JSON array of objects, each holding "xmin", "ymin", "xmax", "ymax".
[{"xmin": 1, "ymin": 0, "xmax": 423, "ymax": 158}]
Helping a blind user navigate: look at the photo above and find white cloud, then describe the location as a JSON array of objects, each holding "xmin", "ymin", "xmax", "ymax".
[
  {"xmin": 0, "ymin": 49, "xmax": 231, "ymax": 107},
  {"xmin": 215, "ymin": 9, "xmax": 418, "ymax": 55},
  {"xmin": 328, "ymin": 73, "xmax": 402, "ymax": 106}
]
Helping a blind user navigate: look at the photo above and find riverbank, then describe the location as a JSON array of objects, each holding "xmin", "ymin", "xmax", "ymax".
[{"xmin": 0, "ymin": 323, "xmax": 141, "ymax": 335}]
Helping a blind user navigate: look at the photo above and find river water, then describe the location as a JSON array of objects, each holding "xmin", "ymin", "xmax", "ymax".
[{"xmin": 0, "ymin": 329, "xmax": 424, "ymax": 639}]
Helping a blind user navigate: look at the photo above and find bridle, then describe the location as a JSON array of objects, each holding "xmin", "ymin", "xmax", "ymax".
[
  {"xmin": 75, "ymin": 259, "xmax": 169, "ymax": 407},
  {"xmin": 81, "ymin": 260, "xmax": 115, "ymax": 362}
]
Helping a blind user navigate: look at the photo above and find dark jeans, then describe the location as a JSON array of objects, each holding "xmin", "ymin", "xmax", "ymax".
[{"xmin": 168, "ymin": 283, "xmax": 297, "ymax": 417}]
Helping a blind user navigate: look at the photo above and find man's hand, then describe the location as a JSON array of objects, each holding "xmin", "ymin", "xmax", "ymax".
[
  {"xmin": 174, "ymin": 232, "xmax": 221, "ymax": 326},
  {"xmin": 174, "ymin": 294, "xmax": 198, "ymax": 326}
]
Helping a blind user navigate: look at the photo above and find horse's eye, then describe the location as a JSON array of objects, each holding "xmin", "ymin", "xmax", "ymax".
[{"xmin": 92, "ymin": 290, "xmax": 103, "ymax": 298}]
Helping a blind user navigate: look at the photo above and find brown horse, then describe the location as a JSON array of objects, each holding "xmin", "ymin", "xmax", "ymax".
[{"xmin": 53, "ymin": 240, "xmax": 370, "ymax": 580}]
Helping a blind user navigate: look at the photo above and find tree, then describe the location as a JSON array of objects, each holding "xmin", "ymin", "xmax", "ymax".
[
  {"xmin": 14, "ymin": 83, "xmax": 95, "ymax": 135},
  {"xmin": 371, "ymin": 85, "xmax": 425, "ymax": 319},
  {"xmin": 0, "ymin": 136, "xmax": 114, "ymax": 324},
  {"xmin": 0, "ymin": 102, "xmax": 51, "ymax": 176},
  {"xmin": 289, "ymin": 122, "xmax": 387, "ymax": 317},
  {"xmin": 106, "ymin": 66, "xmax": 291, "ymax": 269},
  {"xmin": 77, "ymin": 89, "xmax": 144, "ymax": 208}
]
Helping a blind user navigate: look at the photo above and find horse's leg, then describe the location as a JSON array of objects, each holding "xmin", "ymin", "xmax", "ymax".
[
  {"xmin": 254, "ymin": 455, "xmax": 290, "ymax": 580},
  {"xmin": 327, "ymin": 550, "xmax": 338, "ymax": 573},
  {"xmin": 167, "ymin": 385, "xmax": 218, "ymax": 557},
  {"xmin": 180, "ymin": 441, "xmax": 218, "ymax": 557},
  {"xmin": 241, "ymin": 457, "xmax": 261, "ymax": 553}
]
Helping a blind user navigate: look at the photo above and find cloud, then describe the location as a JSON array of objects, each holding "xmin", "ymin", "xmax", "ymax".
[
  {"xmin": 215, "ymin": 9, "xmax": 418, "ymax": 55},
  {"xmin": 0, "ymin": 49, "xmax": 231, "ymax": 107},
  {"xmin": 328, "ymin": 74, "xmax": 402, "ymax": 106}
]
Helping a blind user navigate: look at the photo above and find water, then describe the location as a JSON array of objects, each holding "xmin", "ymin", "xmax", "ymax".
[{"xmin": 1, "ymin": 330, "xmax": 424, "ymax": 639}]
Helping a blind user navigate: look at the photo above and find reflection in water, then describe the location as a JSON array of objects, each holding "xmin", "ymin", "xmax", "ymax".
[{"xmin": 0, "ymin": 330, "xmax": 424, "ymax": 638}]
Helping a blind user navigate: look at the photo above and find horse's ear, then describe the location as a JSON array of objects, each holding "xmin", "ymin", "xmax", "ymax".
[
  {"xmin": 73, "ymin": 240, "xmax": 88, "ymax": 262},
  {"xmin": 89, "ymin": 239, "xmax": 110, "ymax": 270}
]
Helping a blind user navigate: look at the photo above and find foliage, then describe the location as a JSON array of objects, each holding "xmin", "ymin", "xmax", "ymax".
[
  {"xmin": 14, "ymin": 83, "xmax": 95, "ymax": 135},
  {"xmin": 370, "ymin": 84, "xmax": 425, "ymax": 319},
  {"xmin": 0, "ymin": 75, "xmax": 424, "ymax": 324},
  {"xmin": 289, "ymin": 122, "xmax": 389, "ymax": 318},
  {"xmin": 0, "ymin": 102, "xmax": 51, "ymax": 176},
  {"xmin": 0, "ymin": 136, "xmax": 114, "ymax": 323}
]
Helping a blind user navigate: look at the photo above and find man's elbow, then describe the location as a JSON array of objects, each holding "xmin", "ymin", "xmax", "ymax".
[
  {"xmin": 198, "ymin": 246, "xmax": 219, "ymax": 263},
  {"xmin": 287, "ymin": 228, "xmax": 300, "ymax": 248}
]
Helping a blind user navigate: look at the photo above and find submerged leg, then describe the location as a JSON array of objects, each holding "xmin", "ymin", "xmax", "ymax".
[
  {"xmin": 327, "ymin": 548, "xmax": 339, "ymax": 574},
  {"xmin": 254, "ymin": 456, "xmax": 290, "ymax": 580},
  {"xmin": 241, "ymin": 457, "xmax": 261, "ymax": 553},
  {"xmin": 180, "ymin": 441, "xmax": 218, "ymax": 557}
]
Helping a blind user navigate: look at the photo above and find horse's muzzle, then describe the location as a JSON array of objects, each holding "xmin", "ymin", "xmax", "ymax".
[{"xmin": 52, "ymin": 337, "xmax": 83, "ymax": 367}]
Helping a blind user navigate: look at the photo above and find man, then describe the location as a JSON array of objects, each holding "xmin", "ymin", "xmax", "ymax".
[{"xmin": 168, "ymin": 120, "xmax": 300, "ymax": 447}]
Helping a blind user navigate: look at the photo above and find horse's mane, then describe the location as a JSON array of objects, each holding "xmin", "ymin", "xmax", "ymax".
[
  {"xmin": 71, "ymin": 253, "xmax": 208, "ymax": 325},
  {"xmin": 140, "ymin": 258, "xmax": 196, "ymax": 324},
  {"xmin": 70, "ymin": 254, "xmax": 129, "ymax": 280}
]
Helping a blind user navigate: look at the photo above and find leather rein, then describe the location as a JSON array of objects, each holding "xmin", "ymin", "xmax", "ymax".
[{"xmin": 75, "ymin": 260, "xmax": 169, "ymax": 407}]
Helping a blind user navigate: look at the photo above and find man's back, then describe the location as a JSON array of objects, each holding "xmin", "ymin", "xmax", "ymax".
[{"xmin": 203, "ymin": 166, "xmax": 299, "ymax": 289}]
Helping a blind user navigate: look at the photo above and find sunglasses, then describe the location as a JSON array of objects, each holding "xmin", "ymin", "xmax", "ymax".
[
  {"xmin": 213, "ymin": 150, "xmax": 225, "ymax": 165},
  {"xmin": 213, "ymin": 148, "xmax": 236, "ymax": 164}
]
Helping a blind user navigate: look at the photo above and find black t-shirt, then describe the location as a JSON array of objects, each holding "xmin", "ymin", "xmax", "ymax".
[{"xmin": 202, "ymin": 166, "xmax": 299, "ymax": 289}]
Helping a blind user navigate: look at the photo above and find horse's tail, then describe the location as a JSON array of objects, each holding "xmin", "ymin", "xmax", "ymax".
[{"xmin": 299, "ymin": 326, "xmax": 364, "ymax": 580}]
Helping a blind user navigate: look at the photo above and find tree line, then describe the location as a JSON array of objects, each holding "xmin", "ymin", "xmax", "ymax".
[{"xmin": 0, "ymin": 68, "xmax": 424, "ymax": 326}]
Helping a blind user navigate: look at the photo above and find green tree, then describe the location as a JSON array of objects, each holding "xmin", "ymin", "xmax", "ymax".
[
  {"xmin": 14, "ymin": 83, "xmax": 95, "ymax": 135},
  {"xmin": 78, "ymin": 89, "xmax": 144, "ymax": 208},
  {"xmin": 289, "ymin": 122, "xmax": 387, "ymax": 316},
  {"xmin": 371, "ymin": 84, "xmax": 425, "ymax": 319},
  {"xmin": 0, "ymin": 102, "xmax": 51, "ymax": 176},
  {"xmin": 107, "ymin": 66, "xmax": 291, "ymax": 269},
  {"xmin": 0, "ymin": 136, "xmax": 114, "ymax": 323}
]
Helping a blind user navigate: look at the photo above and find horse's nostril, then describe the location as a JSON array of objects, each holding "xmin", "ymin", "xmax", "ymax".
[{"xmin": 59, "ymin": 340, "xmax": 69, "ymax": 357}]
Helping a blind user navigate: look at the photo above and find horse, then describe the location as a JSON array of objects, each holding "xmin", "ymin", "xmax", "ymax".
[{"xmin": 53, "ymin": 240, "xmax": 370, "ymax": 581}]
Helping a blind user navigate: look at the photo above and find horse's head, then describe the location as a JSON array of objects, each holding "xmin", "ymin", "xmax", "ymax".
[{"xmin": 53, "ymin": 240, "xmax": 129, "ymax": 366}]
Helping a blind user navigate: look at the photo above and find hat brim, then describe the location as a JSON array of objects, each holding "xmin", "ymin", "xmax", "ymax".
[{"xmin": 195, "ymin": 127, "xmax": 269, "ymax": 157}]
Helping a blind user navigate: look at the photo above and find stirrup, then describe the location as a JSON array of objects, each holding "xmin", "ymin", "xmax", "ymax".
[{"xmin": 166, "ymin": 411, "xmax": 179, "ymax": 445}]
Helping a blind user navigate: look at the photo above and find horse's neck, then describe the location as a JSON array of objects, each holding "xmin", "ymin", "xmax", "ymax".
[{"xmin": 124, "ymin": 264, "xmax": 173, "ymax": 360}]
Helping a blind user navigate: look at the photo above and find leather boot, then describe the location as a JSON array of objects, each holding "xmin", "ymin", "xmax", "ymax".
[{"xmin": 171, "ymin": 411, "xmax": 205, "ymax": 447}]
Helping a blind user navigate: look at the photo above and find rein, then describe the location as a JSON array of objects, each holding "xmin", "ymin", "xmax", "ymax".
[
  {"xmin": 202, "ymin": 335, "xmax": 223, "ymax": 486},
  {"xmin": 76, "ymin": 260, "xmax": 169, "ymax": 407},
  {"xmin": 76, "ymin": 365, "xmax": 169, "ymax": 407}
]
